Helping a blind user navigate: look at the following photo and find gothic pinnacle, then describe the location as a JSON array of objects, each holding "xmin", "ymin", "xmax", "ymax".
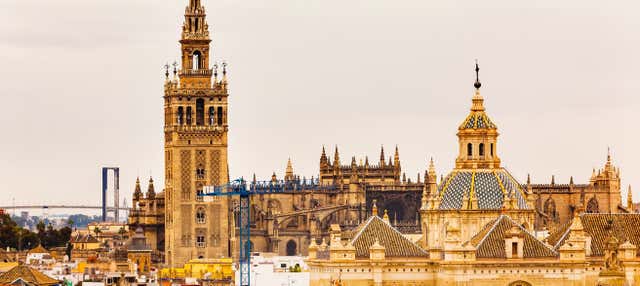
[{"xmin": 379, "ymin": 145, "xmax": 385, "ymax": 164}]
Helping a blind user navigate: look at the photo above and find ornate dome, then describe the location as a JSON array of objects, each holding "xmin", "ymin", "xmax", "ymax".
[
  {"xmin": 437, "ymin": 169, "xmax": 529, "ymax": 210},
  {"xmin": 459, "ymin": 112, "xmax": 497, "ymax": 130}
]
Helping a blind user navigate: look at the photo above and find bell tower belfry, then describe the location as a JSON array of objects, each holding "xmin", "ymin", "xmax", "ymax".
[{"xmin": 164, "ymin": 0, "xmax": 230, "ymax": 267}]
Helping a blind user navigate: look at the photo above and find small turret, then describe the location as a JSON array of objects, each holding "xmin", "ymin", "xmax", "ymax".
[
  {"xmin": 628, "ymin": 185, "xmax": 634, "ymax": 211},
  {"xmin": 379, "ymin": 145, "xmax": 386, "ymax": 166},
  {"xmin": 133, "ymin": 177, "xmax": 143, "ymax": 201},
  {"xmin": 146, "ymin": 177, "xmax": 156, "ymax": 199},
  {"xmin": 320, "ymin": 146, "xmax": 328, "ymax": 168},
  {"xmin": 333, "ymin": 146, "xmax": 340, "ymax": 166},
  {"xmin": 285, "ymin": 158, "xmax": 294, "ymax": 181},
  {"xmin": 394, "ymin": 145, "xmax": 400, "ymax": 167}
]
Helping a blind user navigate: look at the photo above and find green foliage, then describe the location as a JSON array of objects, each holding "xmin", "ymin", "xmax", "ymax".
[
  {"xmin": 0, "ymin": 214, "xmax": 71, "ymax": 250},
  {"xmin": 0, "ymin": 214, "xmax": 37, "ymax": 250}
]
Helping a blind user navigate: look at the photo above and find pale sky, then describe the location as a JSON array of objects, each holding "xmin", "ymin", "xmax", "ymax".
[{"xmin": 0, "ymin": 0, "xmax": 639, "ymax": 207}]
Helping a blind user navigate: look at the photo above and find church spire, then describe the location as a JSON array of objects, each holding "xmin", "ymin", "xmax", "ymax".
[
  {"xmin": 133, "ymin": 177, "xmax": 143, "ymax": 201},
  {"xmin": 146, "ymin": 177, "xmax": 156, "ymax": 199},
  {"xmin": 182, "ymin": 0, "xmax": 209, "ymax": 40},
  {"xmin": 285, "ymin": 158, "xmax": 294, "ymax": 181}
]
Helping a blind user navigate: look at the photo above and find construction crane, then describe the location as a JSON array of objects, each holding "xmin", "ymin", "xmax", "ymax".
[{"xmin": 200, "ymin": 178, "xmax": 337, "ymax": 286}]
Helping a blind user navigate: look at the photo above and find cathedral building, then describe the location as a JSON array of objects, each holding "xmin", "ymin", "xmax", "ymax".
[
  {"xmin": 528, "ymin": 154, "xmax": 626, "ymax": 231},
  {"xmin": 127, "ymin": 1, "xmax": 634, "ymax": 273},
  {"xmin": 307, "ymin": 65, "xmax": 640, "ymax": 286}
]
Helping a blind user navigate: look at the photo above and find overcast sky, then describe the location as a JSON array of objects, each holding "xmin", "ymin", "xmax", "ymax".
[{"xmin": 0, "ymin": 0, "xmax": 639, "ymax": 208}]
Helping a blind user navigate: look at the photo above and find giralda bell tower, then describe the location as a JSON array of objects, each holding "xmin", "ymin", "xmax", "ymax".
[{"xmin": 164, "ymin": 0, "xmax": 230, "ymax": 267}]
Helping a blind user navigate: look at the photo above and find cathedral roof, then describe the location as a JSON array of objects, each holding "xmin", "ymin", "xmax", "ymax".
[
  {"xmin": 467, "ymin": 215, "xmax": 557, "ymax": 258},
  {"xmin": 437, "ymin": 169, "xmax": 528, "ymax": 210},
  {"xmin": 350, "ymin": 216, "xmax": 428, "ymax": 258},
  {"xmin": 550, "ymin": 213, "xmax": 640, "ymax": 256}
]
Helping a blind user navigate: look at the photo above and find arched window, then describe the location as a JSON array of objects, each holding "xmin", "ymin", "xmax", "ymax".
[
  {"xmin": 196, "ymin": 208, "xmax": 205, "ymax": 224},
  {"xmin": 217, "ymin": 106, "xmax": 223, "ymax": 125},
  {"xmin": 192, "ymin": 51, "xmax": 202, "ymax": 70},
  {"xmin": 177, "ymin": 107, "xmax": 184, "ymax": 125},
  {"xmin": 479, "ymin": 143, "xmax": 485, "ymax": 156},
  {"xmin": 208, "ymin": 107, "xmax": 215, "ymax": 125},
  {"xmin": 467, "ymin": 143, "xmax": 473, "ymax": 157},
  {"xmin": 586, "ymin": 197, "xmax": 599, "ymax": 213},
  {"xmin": 544, "ymin": 197, "xmax": 557, "ymax": 221},
  {"xmin": 195, "ymin": 98, "xmax": 205, "ymax": 126},
  {"xmin": 186, "ymin": 106, "xmax": 192, "ymax": 125},
  {"xmin": 286, "ymin": 240, "xmax": 297, "ymax": 256}
]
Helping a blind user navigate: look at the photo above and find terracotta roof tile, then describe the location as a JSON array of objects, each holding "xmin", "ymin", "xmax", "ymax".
[
  {"xmin": 0, "ymin": 265, "xmax": 59, "ymax": 286},
  {"xmin": 578, "ymin": 213, "xmax": 640, "ymax": 256},
  {"xmin": 469, "ymin": 215, "xmax": 557, "ymax": 258},
  {"xmin": 351, "ymin": 216, "xmax": 428, "ymax": 258},
  {"xmin": 545, "ymin": 221, "xmax": 572, "ymax": 249}
]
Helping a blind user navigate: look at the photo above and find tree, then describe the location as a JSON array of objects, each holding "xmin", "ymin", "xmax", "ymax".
[{"xmin": 0, "ymin": 214, "xmax": 39, "ymax": 250}]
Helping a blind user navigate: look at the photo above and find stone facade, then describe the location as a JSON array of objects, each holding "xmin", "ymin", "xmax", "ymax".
[{"xmin": 529, "ymin": 158, "xmax": 627, "ymax": 231}]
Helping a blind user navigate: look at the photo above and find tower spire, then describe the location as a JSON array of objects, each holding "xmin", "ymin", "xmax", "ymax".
[
  {"xmin": 133, "ymin": 177, "xmax": 142, "ymax": 201},
  {"xmin": 379, "ymin": 145, "xmax": 385, "ymax": 165}
]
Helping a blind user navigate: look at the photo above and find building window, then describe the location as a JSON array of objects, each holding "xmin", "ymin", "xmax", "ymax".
[
  {"xmin": 196, "ymin": 189, "xmax": 204, "ymax": 202},
  {"xmin": 479, "ymin": 143, "xmax": 485, "ymax": 156},
  {"xmin": 196, "ymin": 235, "xmax": 206, "ymax": 248},
  {"xmin": 490, "ymin": 143, "xmax": 494, "ymax": 156},
  {"xmin": 196, "ymin": 165, "xmax": 205, "ymax": 179},
  {"xmin": 467, "ymin": 143, "xmax": 473, "ymax": 157},
  {"xmin": 192, "ymin": 51, "xmax": 202, "ymax": 70},
  {"xmin": 196, "ymin": 208, "xmax": 206, "ymax": 224},
  {"xmin": 177, "ymin": 107, "xmax": 184, "ymax": 125},
  {"xmin": 217, "ymin": 106, "xmax": 223, "ymax": 125},
  {"xmin": 196, "ymin": 98, "xmax": 205, "ymax": 126},
  {"xmin": 512, "ymin": 242, "xmax": 518, "ymax": 256},
  {"xmin": 208, "ymin": 107, "xmax": 215, "ymax": 126},
  {"xmin": 186, "ymin": 107, "xmax": 192, "ymax": 125}
]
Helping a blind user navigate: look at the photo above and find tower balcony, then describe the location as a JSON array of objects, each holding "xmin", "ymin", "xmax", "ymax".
[
  {"xmin": 180, "ymin": 69, "xmax": 213, "ymax": 77},
  {"xmin": 164, "ymin": 124, "xmax": 227, "ymax": 133}
]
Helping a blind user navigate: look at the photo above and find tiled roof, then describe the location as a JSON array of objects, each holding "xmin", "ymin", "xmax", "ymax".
[
  {"xmin": 438, "ymin": 169, "xmax": 528, "ymax": 210},
  {"xmin": 545, "ymin": 221, "xmax": 572, "ymax": 249},
  {"xmin": 350, "ymin": 216, "xmax": 428, "ymax": 258},
  {"xmin": 468, "ymin": 215, "xmax": 557, "ymax": 258},
  {"xmin": 574, "ymin": 213, "xmax": 640, "ymax": 256},
  {"xmin": 460, "ymin": 112, "xmax": 497, "ymax": 130},
  {"xmin": 27, "ymin": 245, "xmax": 49, "ymax": 255},
  {"xmin": 70, "ymin": 233, "xmax": 99, "ymax": 244},
  {"xmin": 0, "ymin": 265, "xmax": 59, "ymax": 286}
]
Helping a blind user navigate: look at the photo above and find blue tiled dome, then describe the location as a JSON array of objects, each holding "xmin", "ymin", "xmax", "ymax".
[
  {"xmin": 459, "ymin": 112, "xmax": 497, "ymax": 130},
  {"xmin": 437, "ymin": 169, "xmax": 528, "ymax": 210}
]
